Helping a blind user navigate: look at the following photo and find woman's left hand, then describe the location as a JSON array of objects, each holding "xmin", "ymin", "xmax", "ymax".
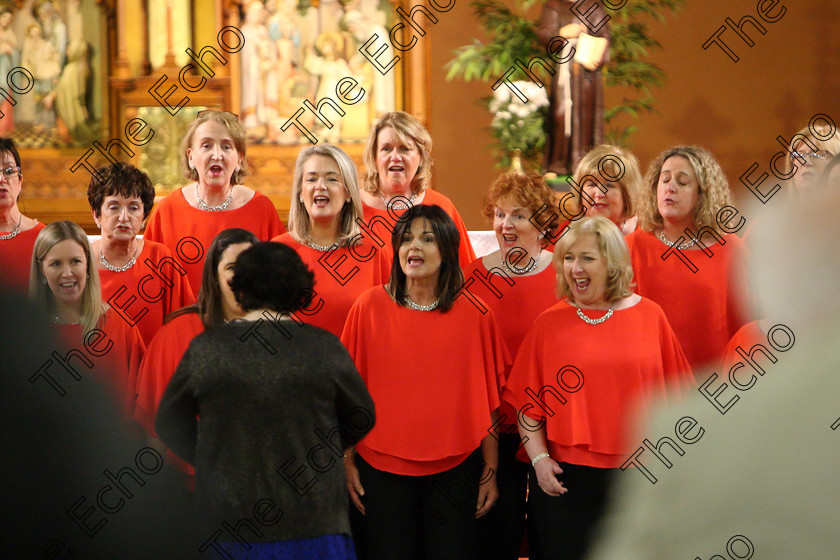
[{"xmin": 475, "ymin": 463, "xmax": 498, "ymax": 518}]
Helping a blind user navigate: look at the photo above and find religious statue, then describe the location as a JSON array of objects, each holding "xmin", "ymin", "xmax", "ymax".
[{"xmin": 537, "ymin": 0, "xmax": 611, "ymax": 176}]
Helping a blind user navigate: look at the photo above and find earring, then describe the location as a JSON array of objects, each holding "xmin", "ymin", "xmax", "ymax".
[{"xmin": 189, "ymin": 161, "xmax": 195, "ymax": 170}]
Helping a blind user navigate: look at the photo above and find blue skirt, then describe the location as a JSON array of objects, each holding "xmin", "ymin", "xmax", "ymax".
[{"xmin": 215, "ymin": 534, "xmax": 356, "ymax": 560}]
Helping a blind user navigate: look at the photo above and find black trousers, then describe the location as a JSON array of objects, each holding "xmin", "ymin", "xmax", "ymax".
[
  {"xmin": 527, "ymin": 462, "xmax": 615, "ymax": 560},
  {"xmin": 356, "ymin": 451, "xmax": 482, "ymax": 560},
  {"xmin": 473, "ymin": 433, "xmax": 528, "ymax": 560}
]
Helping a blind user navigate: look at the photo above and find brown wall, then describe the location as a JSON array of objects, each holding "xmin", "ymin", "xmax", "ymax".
[{"xmin": 429, "ymin": 0, "xmax": 840, "ymax": 229}]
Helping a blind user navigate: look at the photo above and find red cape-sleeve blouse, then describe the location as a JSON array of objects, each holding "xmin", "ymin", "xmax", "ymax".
[
  {"xmin": 341, "ymin": 286, "xmax": 509, "ymax": 475},
  {"xmin": 272, "ymin": 233, "xmax": 390, "ymax": 338},
  {"xmin": 0, "ymin": 222, "xmax": 45, "ymax": 293},
  {"xmin": 144, "ymin": 188, "xmax": 286, "ymax": 294},
  {"xmin": 503, "ymin": 298, "xmax": 693, "ymax": 469},
  {"xmin": 361, "ymin": 190, "xmax": 477, "ymax": 270},
  {"xmin": 134, "ymin": 310, "xmax": 204, "ymax": 477},
  {"xmin": 55, "ymin": 307, "xmax": 146, "ymax": 419},
  {"xmin": 626, "ymin": 229, "xmax": 749, "ymax": 371},
  {"xmin": 98, "ymin": 240, "xmax": 195, "ymax": 346}
]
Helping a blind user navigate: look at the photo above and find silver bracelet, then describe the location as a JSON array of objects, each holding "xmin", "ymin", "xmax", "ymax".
[{"xmin": 531, "ymin": 452, "xmax": 551, "ymax": 467}]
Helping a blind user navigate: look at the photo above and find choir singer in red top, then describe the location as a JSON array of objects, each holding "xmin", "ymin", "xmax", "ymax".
[
  {"xmin": 503, "ymin": 217, "xmax": 694, "ymax": 560},
  {"xmin": 144, "ymin": 110, "xmax": 285, "ymax": 294},
  {"xmin": 625, "ymin": 145, "xmax": 749, "ymax": 370},
  {"xmin": 341, "ymin": 205, "xmax": 509, "ymax": 559}
]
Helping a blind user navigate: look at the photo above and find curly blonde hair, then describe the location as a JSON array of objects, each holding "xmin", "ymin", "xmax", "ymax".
[
  {"xmin": 570, "ymin": 144, "xmax": 642, "ymax": 221},
  {"xmin": 362, "ymin": 111, "xmax": 432, "ymax": 195},
  {"xmin": 638, "ymin": 145, "xmax": 733, "ymax": 234},
  {"xmin": 552, "ymin": 217, "xmax": 634, "ymax": 304}
]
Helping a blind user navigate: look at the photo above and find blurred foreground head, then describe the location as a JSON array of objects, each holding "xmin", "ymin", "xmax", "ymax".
[{"xmin": 1, "ymin": 291, "xmax": 194, "ymax": 558}]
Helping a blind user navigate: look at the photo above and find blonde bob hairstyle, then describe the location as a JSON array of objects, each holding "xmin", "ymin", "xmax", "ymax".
[
  {"xmin": 362, "ymin": 111, "xmax": 433, "ymax": 195},
  {"xmin": 638, "ymin": 145, "xmax": 733, "ymax": 234},
  {"xmin": 288, "ymin": 144, "xmax": 364, "ymax": 247},
  {"xmin": 29, "ymin": 221, "xmax": 105, "ymax": 336},
  {"xmin": 180, "ymin": 110, "xmax": 249, "ymax": 186},
  {"xmin": 552, "ymin": 217, "xmax": 634, "ymax": 304},
  {"xmin": 570, "ymin": 144, "xmax": 642, "ymax": 221},
  {"xmin": 783, "ymin": 120, "xmax": 840, "ymax": 191}
]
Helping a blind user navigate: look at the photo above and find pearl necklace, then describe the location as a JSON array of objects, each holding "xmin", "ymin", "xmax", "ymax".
[
  {"xmin": 305, "ymin": 236, "xmax": 337, "ymax": 252},
  {"xmin": 380, "ymin": 191, "xmax": 417, "ymax": 210},
  {"xmin": 196, "ymin": 184, "xmax": 233, "ymax": 211},
  {"xmin": 576, "ymin": 306, "xmax": 614, "ymax": 325},
  {"xmin": 0, "ymin": 214, "xmax": 22, "ymax": 240},
  {"xmin": 100, "ymin": 248, "xmax": 138, "ymax": 272},
  {"xmin": 501, "ymin": 251, "xmax": 541, "ymax": 275},
  {"xmin": 404, "ymin": 294, "xmax": 439, "ymax": 311},
  {"xmin": 657, "ymin": 230, "xmax": 696, "ymax": 250}
]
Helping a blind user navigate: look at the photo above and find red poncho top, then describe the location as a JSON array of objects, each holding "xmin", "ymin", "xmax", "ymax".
[
  {"xmin": 361, "ymin": 189, "xmax": 477, "ymax": 271},
  {"xmin": 626, "ymin": 229, "xmax": 749, "ymax": 371},
  {"xmin": 272, "ymin": 233, "xmax": 391, "ymax": 337},
  {"xmin": 144, "ymin": 188, "xmax": 286, "ymax": 294},
  {"xmin": 0, "ymin": 222, "xmax": 45, "ymax": 293},
  {"xmin": 54, "ymin": 307, "xmax": 146, "ymax": 418},
  {"xmin": 341, "ymin": 286, "xmax": 509, "ymax": 475},
  {"xmin": 134, "ymin": 310, "xmax": 205, "ymax": 476},
  {"xmin": 503, "ymin": 298, "xmax": 694, "ymax": 469},
  {"xmin": 462, "ymin": 257, "xmax": 558, "ymax": 429},
  {"xmin": 97, "ymin": 240, "xmax": 195, "ymax": 346}
]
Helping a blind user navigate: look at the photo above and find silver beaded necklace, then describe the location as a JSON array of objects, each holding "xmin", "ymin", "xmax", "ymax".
[
  {"xmin": 576, "ymin": 306, "xmax": 614, "ymax": 325},
  {"xmin": 0, "ymin": 214, "xmax": 22, "ymax": 240},
  {"xmin": 100, "ymin": 248, "xmax": 138, "ymax": 272},
  {"xmin": 305, "ymin": 236, "xmax": 336, "ymax": 252},
  {"xmin": 501, "ymin": 250, "xmax": 541, "ymax": 275},
  {"xmin": 657, "ymin": 230, "xmax": 696, "ymax": 251},
  {"xmin": 404, "ymin": 294, "xmax": 439, "ymax": 312},
  {"xmin": 196, "ymin": 184, "xmax": 233, "ymax": 212},
  {"xmin": 380, "ymin": 191, "xmax": 417, "ymax": 210}
]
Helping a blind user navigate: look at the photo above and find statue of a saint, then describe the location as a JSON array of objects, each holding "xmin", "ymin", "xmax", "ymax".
[{"xmin": 537, "ymin": 0, "xmax": 611, "ymax": 175}]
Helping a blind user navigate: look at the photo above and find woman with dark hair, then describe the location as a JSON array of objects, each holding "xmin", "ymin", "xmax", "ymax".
[
  {"xmin": 0, "ymin": 137, "xmax": 46, "ymax": 292},
  {"xmin": 273, "ymin": 144, "xmax": 389, "ymax": 337},
  {"xmin": 156, "ymin": 241, "xmax": 374, "ymax": 559},
  {"xmin": 89, "ymin": 162, "xmax": 194, "ymax": 344},
  {"xmin": 359, "ymin": 111, "xmax": 476, "ymax": 269},
  {"xmin": 145, "ymin": 110, "xmax": 285, "ymax": 294},
  {"xmin": 503, "ymin": 217, "xmax": 693, "ymax": 560},
  {"xmin": 134, "ymin": 228, "xmax": 258, "ymax": 483},
  {"xmin": 341, "ymin": 204, "xmax": 509, "ymax": 559},
  {"xmin": 465, "ymin": 170, "xmax": 558, "ymax": 560},
  {"xmin": 626, "ymin": 145, "xmax": 749, "ymax": 370},
  {"xmin": 30, "ymin": 221, "xmax": 145, "ymax": 416}
]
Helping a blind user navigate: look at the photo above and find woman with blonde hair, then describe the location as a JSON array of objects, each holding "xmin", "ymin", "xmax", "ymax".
[
  {"xmin": 273, "ymin": 144, "xmax": 390, "ymax": 337},
  {"xmin": 145, "ymin": 110, "xmax": 285, "ymax": 294},
  {"xmin": 626, "ymin": 145, "xmax": 749, "ymax": 370},
  {"xmin": 30, "ymin": 221, "xmax": 144, "ymax": 416},
  {"xmin": 783, "ymin": 118, "xmax": 840, "ymax": 194},
  {"xmin": 503, "ymin": 216, "xmax": 692, "ymax": 560},
  {"xmin": 358, "ymin": 111, "xmax": 476, "ymax": 269},
  {"xmin": 568, "ymin": 144, "xmax": 642, "ymax": 236}
]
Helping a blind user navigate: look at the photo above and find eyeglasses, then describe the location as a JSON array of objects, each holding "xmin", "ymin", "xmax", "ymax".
[
  {"xmin": 790, "ymin": 151, "xmax": 832, "ymax": 163},
  {"xmin": 197, "ymin": 109, "xmax": 239, "ymax": 120},
  {"xmin": 0, "ymin": 166, "xmax": 20, "ymax": 178}
]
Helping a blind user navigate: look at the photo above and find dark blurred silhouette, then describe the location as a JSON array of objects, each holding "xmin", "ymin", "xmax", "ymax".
[{"xmin": 1, "ymin": 289, "xmax": 196, "ymax": 559}]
